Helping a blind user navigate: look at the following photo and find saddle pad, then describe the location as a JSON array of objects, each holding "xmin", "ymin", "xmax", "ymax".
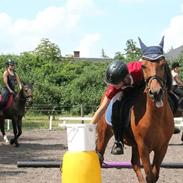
[
  {"xmin": 105, "ymin": 100, "xmax": 112, "ymax": 126},
  {"xmin": 0, "ymin": 94, "xmax": 13, "ymax": 109},
  {"xmin": 105, "ymin": 92, "xmax": 122, "ymax": 126}
]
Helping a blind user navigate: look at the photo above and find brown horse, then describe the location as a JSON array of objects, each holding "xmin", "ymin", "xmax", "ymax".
[
  {"xmin": 0, "ymin": 82, "xmax": 33, "ymax": 147},
  {"xmin": 96, "ymin": 59, "xmax": 174, "ymax": 182}
]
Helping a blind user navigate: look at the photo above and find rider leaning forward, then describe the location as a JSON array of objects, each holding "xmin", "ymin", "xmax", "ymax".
[
  {"xmin": 0, "ymin": 59, "xmax": 22, "ymax": 110},
  {"xmin": 91, "ymin": 37, "xmax": 183, "ymax": 155},
  {"xmin": 91, "ymin": 60, "xmax": 144, "ymax": 154}
]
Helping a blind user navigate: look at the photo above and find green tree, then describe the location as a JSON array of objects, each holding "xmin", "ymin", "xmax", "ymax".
[
  {"xmin": 124, "ymin": 39, "xmax": 141, "ymax": 62},
  {"xmin": 114, "ymin": 39, "xmax": 141, "ymax": 63},
  {"xmin": 34, "ymin": 38, "xmax": 62, "ymax": 62},
  {"xmin": 170, "ymin": 51, "xmax": 183, "ymax": 79},
  {"xmin": 114, "ymin": 51, "xmax": 125, "ymax": 61},
  {"xmin": 0, "ymin": 39, "xmax": 110, "ymax": 115}
]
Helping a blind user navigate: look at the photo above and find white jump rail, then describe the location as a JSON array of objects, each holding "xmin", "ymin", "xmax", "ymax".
[
  {"xmin": 58, "ymin": 116, "xmax": 92, "ymax": 129},
  {"xmin": 54, "ymin": 116, "xmax": 183, "ymax": 130}
]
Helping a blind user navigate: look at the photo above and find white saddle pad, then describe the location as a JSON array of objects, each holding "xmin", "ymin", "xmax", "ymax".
[{"xmin": 105, "ymin": 92, "xmax": 122, "ymax": 126}]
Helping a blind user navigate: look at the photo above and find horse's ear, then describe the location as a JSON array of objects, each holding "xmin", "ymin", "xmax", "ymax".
[
  {"xmin": 138, "ymin": 37, "xmax": 147, "ymax": 51},
  {"xmin": 159, "ymin": 36, "xmax": 164, "ymax": 48}
]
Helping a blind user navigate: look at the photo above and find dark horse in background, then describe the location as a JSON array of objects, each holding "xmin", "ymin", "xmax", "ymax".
[
  {"xmin": 0, "ymin": 82, "xmax": 33, "ymax": 147},
  {"xmin": 96, "ymin": 38, "xmax": 174, "ymax": 183}
]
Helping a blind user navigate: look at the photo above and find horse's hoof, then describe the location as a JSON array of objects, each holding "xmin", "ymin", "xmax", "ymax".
[
  {"xmin": 10, "ymin": 139, "xmax": 15, "ymax": 145},
  {"xmin": 15, "ymin": 143, "xmax": 20, "ymax": 147},
  {"xmin": 5, "ymin": 139, "xmax": 9, "ymax": 144}
]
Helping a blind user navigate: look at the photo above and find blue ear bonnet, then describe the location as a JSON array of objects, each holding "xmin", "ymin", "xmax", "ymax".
[{"xmin": 138, "ymin": 36, "xmax": 164, "ymax": 60}]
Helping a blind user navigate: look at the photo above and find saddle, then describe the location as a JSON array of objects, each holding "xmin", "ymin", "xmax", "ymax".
[{"xmin": 0, "ymin": 94, "xmax": 14, "ymax": 110}]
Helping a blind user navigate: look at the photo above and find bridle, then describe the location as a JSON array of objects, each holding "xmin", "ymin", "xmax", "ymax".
[
  {"xmin": 145, "ymin": 75, "xmax": 167, "ymax": 94},
  {"xmin": 20, "ymin": 85, "xmax": 33, "ymax": 106},
  {"xmin": 142, "ymin": 58, "xmax": 168, "ymax": 101}
]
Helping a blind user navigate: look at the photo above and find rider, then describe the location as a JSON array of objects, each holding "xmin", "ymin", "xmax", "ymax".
[
  {"xmin": 171, "ymin": 62, "xmax": 183, "ymax": 96},
  {"xmin": 91, "ymin": 60, "xmax": 144, "ymax": 154},
  {"xmin": 91, "ymin": 37, "xmax": 176, "ymax": 155},
  {"xmin": 0, "ymin": 59, "xmax": 22, "ymax": 110}
]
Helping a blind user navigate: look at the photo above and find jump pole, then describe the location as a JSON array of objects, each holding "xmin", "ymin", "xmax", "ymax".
[
  {"xmin": 102, "ymin": 161, "xmax": 183, "ymax": 169},
  {"xmin": 17, "ymin": 160, "xmax": 183, "ymax": 169},
  {"xmin": 17, "ymin": 160, "xmax": 61, "ymax": 168}
]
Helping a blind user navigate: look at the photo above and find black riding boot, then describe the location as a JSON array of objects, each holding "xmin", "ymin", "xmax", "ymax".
[
  {"xmin": 111, "ymin": 139, "xmax": 124, "ymax": 155},
  {"xmin": 111, "ymin": 100, "xmax": 124, "ymax": 155}
]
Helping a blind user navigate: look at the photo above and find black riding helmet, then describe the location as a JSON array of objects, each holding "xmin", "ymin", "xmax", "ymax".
[
  {"xmin": 6, "ymin": 59, "xmax": 16, "ymax": 66},
  {"xmin": 106, "ymin": 60, "xmax": 129, "ymax": 85}
]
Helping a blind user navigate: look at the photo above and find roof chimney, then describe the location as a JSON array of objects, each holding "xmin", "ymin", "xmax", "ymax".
[{"xmin": 73, "ymin": 51, "xmax": 80, "ymax": 58}]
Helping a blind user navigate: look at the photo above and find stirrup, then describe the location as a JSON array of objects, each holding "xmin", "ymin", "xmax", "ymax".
[{"xmin": 111, "ymin": 141, "xmax": 124, "ymax": 155}]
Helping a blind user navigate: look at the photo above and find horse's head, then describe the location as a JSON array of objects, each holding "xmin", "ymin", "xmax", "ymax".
[
  {"xmin": 21, "ymin": 82, "xmax": 33, "ymax": 105},
  {"xmin": 139, "ymin": 37, "xmax": 167, "ymax": 108}
]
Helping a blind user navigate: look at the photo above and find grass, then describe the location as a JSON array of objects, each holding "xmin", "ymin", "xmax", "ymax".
[{"xmin": 4, "ymin": 114, "xmax": 92, "ymax": 131}]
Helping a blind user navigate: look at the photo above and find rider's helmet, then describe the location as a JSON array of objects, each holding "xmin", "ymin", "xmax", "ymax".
[
  {"xmin": 6, "ymin": 59, "xmax": 16, "ymax": 66},
  {"xmin": 105, "ymin": 60, "xmax": 129, "ymax": 85}
]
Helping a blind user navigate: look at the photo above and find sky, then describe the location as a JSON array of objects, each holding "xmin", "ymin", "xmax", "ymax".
[{"xmin": 0, "ymin": 0, "xmax": 183, "ymax": 58}]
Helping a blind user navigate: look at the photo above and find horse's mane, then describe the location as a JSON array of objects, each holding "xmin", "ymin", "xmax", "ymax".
[{"xmin": 164, "ymin": 63, "xmax": 172, "ymax": 91}]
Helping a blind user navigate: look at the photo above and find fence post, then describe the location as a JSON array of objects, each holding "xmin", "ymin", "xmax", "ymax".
[
  {"xmin": 6, "ymin": 119, "xmax": 10, "ymax": 131},
  {"xmin": 81, "ymin": 104, "xmax": 84, "ymax": 123},
  {"xmin": 49, "ymin": 115, "xmax": 53, "ymax": 130}
]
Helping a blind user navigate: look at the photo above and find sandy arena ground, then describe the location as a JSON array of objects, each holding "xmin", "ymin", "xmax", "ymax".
[{"xmin": 0, "ymin": 129, "xmax": 183, "ymax": 183}]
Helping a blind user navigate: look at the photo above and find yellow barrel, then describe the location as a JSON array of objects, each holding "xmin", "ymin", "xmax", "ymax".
[{"xmin": 61, "ymin": 151, "xmax": 102, "ymax": 183}]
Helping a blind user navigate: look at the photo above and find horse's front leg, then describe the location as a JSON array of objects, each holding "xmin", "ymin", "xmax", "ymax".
[
  {"xmin": 96, "ymin": 118, "xmax": 113, "ymax": 165},
  {"xmin": 138, "ymin": 143, "xmax": 155, "ymax": 183},
  {"xmin": 10, "ymin": 119, "xmax": 19, "ymax": 147},
  {"xmin": 131, "ymin": 145, "xmax": 145, "ymax": 183},
  {"xmin": 151, "ymin": 144, "xmax": 169, "ymax": 182},
  {"xmin": 16, "ymin": 117, "xmax": 22, "ymax": 144}
]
